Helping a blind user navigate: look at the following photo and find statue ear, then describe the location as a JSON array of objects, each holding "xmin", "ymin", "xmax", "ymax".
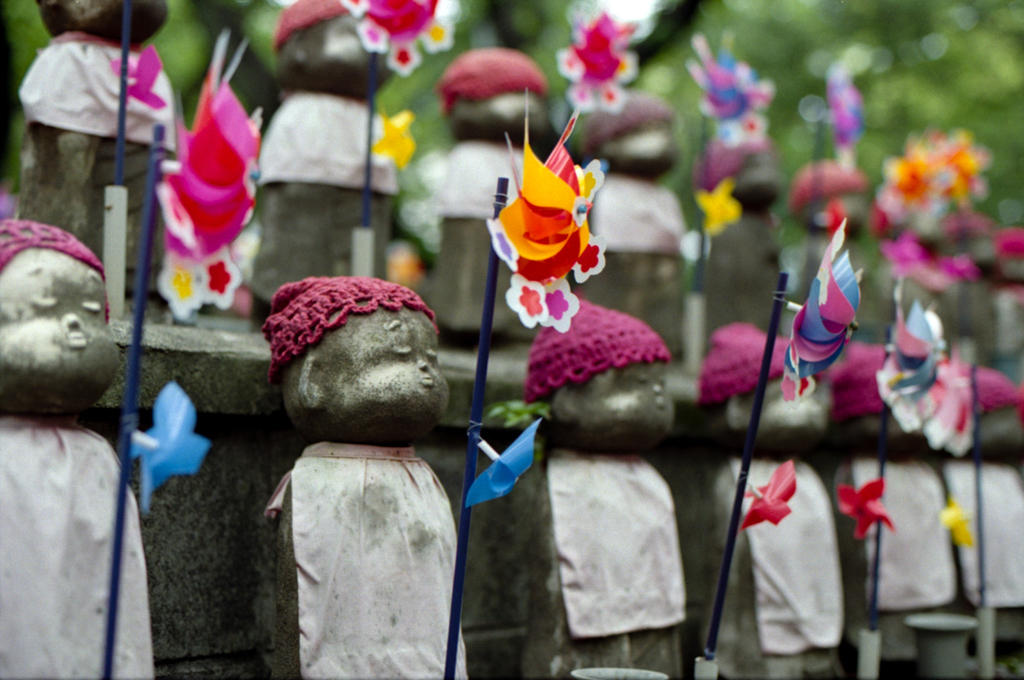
[{"xmin": 297, "ymin": 352, "xmax": 324, "ymax": 410}]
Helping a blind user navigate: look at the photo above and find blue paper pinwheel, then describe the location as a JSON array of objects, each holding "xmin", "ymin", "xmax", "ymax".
[
  {"xmin": 130, "ymin": 381, "xmax": 211, "ymax": 513},
  {"xmin": 889, "ymin": 299, "xmax": 941, "ymax": 396},
  {"xmin": 465, "ymin": 419, "xmax": 541, "ymax": 507}
]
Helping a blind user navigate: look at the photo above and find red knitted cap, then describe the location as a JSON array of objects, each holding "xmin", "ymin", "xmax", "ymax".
[
  {"xmin": 437, "ymin": 48, "xmax": 549, "ymax": 115},
  {"xmin": 787, "ymin": 160, "xmax": 869, "ymax": 214},
  {"xmin": 582, "ymin": 91, "xmax": 674, "ymax": 158},
  {"xmin": 273, "ymin": 0, "xmax": 349, "ymax": 51},
  {"xmin": 829, "ymin": 341, "xmax": 886, "ymax": 421},
  {"xmin": 994, "ymin": 227, "xmax": 1024, "ymax": 260},
  {"xmin": 693, "ymin": 137, "xmax": 776, "ymax": 193},
  {"xmin": 262, "ymin": 276, "xmax": 436, "ymax": 384},
  {"xmin": 524, "ymin": 300, "xmax": 670, "ymax": 403},
  {"xmin": 697, "ymin": 323, "xmax": 787, "ymax": 406},
  {"xmin": 976, "ymin": 366, "xmax": 1019, "ymax": 413}
]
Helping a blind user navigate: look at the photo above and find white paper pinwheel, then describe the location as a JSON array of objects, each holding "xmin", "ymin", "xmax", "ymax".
[
  {"xmin": 130, "ymin": 381, "xmax": 212, "ymax": 513},
  {"xmin": 465, "ymin": 419, "xmax": 541, "ymax": 507}
]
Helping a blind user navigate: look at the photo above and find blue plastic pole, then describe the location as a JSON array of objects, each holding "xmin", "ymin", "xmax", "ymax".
[
  {"xmin": 102, "ymin": 123, "xmax": 163, "ymax": 679},
  {"xmin": 703, "ymin": 271, "xmax": 789, "ymax": 661},
  {"xmin": 361, "ymin": 53, "xmax": 378, "ymax": 231},
  {"xmin": 443, "ymin": 178, "xmax": 509, "ymax": 679},
  {"xmin": 114, "ymin": 0, "xmax": 133, "ymax": 187},
  {"xmin": 869, "ymin": 325, "xmax": 893, "ymax": 632}
]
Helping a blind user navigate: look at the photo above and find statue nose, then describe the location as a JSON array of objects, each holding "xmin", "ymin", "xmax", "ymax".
[
  {"xmin": 62, "ymin": 313, "xmax": 88, "ymax": 348},
  {"xmin": 63, "ymin": 313, "xmax": 83, "ymax": 332}
]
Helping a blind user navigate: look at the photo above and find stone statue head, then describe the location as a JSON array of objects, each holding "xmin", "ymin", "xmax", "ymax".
[
  {"xmin": 583, "ymin": 91, "xmax": 677, "ymax": 178},
  {"xmin": 788, "ymin": 160, "xmax": 870, "ymax": 236},
  {"xmin": 273, "ymin": 0, "xmax": 390, "ymax": 99},
  {"xmin": 437, "ymin": 48, "xmax": 549, "ymax": 146},
  {"xmin": 0, "ymin": 220, "xmax": 118, "ymax": 415},
  {"xmin": 37, "ymin": 0, "xmax": 168, "ymax": 42},
  {"xmin": 698, "ymin": 323, "xmax": 829, "ymax": 453},
  {"xmin": 524, "ymin": 300, "xmax": 674, "ymax": 453},
  {"xmin": 263, "ymin": 277, "xmax": 448, "ymax": 445},
  {"xmin": 974, "ymin": 367, "xmax": 1024, "ymax": 459},
  {"xmin": 694, "ymin": 138, "xmax": 782, "ymax": 213}
]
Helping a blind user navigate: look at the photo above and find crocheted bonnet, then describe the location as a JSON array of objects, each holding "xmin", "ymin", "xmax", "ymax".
[
  {"xmin": 582, "ymin": 91, "xmax": 674, "ymax": 158},
  {"xmin": 829, "ymin": 341, "xmax": 886, "ymax": 422},
  {"xmin": 262, "ymin": 276, "xmax": 436, "ymax": 384},
  {"xmin": 697, "ymin": 322, "xmax": 787, "ymax": 406},
  {"xmin": 273, "ymin": 0, "xmax": 349, "ymax": 51},
  {"xmin": 0, "ymin": 219, "xmax": 107, "ymax": 319},
  {"xmin": 787, "ymin": 160, "xmax": 869, "ymax": 214},
  {"xmin": 524, "ymin": 300, "xmax": 670, "ymax": 403},
  {"xmin": 437, "ymin": 48, "xmax": 549, "ymax": 115}
]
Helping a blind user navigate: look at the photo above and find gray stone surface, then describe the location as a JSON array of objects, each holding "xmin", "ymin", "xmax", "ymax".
[{"xmin": 37, "ymin": 0, "xmax": 167, "ymax": 42}]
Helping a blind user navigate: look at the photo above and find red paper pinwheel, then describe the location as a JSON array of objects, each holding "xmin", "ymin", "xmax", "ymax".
[
  {"xmin": 741, "ymin": 459, "xmax": 797, "ymax": 530},
  {"xmin": 837, "ymin": 478, "xmax": 895, "ymax": 540}
]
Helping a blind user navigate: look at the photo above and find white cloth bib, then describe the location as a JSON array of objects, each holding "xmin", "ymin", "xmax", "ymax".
[
  {"xmin": 0, "ymin": 415, "xmax": 154, "ymax": 679},
  {"xmin": 259, "ymin": 92, "xmax": 398, "ymax": 194},
  {"xmin": 588, "ymin": 174, "xmax": 686, "ymax": 254},
  {"xmin": 434, "ymin": 141, "xmax": 523, "ymax": 220},
  {"xmin": 734, "ymin": 458, "xmax": 844, "ymax": 655},
  {"xmin": 266, "ymin": 442, "xmax": 466, "ymax": 679},
  {"xmin": 546, "ymin": 449, "xmax": 686, "ymax": 639}
]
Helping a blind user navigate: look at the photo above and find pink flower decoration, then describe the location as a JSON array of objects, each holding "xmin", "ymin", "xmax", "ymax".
[
  {"xmin": 111, "ymin": 45, "xmax": 167, "ymax": 110},
  {"xmin": 343, "ymin": 0, "xmax": 453, "ymax": 77},
  {"xmin": 938, "ymin": 254, "xmax": 981, "ymax": 281},
  {"xmin": 557, "ymin": 12, "xmax": 637, "ymax": 113}
]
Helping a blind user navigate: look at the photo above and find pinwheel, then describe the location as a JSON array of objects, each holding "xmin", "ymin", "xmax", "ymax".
[
  {"xmin": 130, "ymin": 381, "xmax": 211, "ymax": 513},
  {"xmin": 922, "ymin": 351, "xmax": 974, "ymax": 456},
  {"xmin": 941, "ymin": 496, "xmax": 974, "ymax": 547},
  {"xmin": 557, "ymin": 11, "xmax": 637, "ymax": 113},
  {"xmin": 782, "ymin": 221, "xmax": 861, "ymax": 400},
  {"xmin": 465, "ymin": 419, "xmax": 540, "ymax": 507},
  {"xmin": 488, "ymin": 111, "xmax": 606, "ymax": 332},
  {"xmin": 695, "ymin": 177, "xmax": 741, "ymax": 237},
  {"xmin": 110, "ymin": 45, "xmax": 167, "ymax": 111},
  {"xmin": 741, "ymin": 459, "xmax": 797, "ymax": 530},
  {"xmin": 686, "ymin": 33, "xmax": 775, "ymax": 146},
  {"xmin": 342, "ymin": 0, "xmax": 453, "ymax": 77},
  {"xmin": 373, "ymin": 109, "xmax": 416, "ymax": 169},
  {"xmin": 826, "ymin": 64, "xmax": 863, "ymax": 168},
  {"xmin": 838, "ymin": 478, "xmax": 895, "ymax": 540},
  {"xmin": 157, "ymin": 31, "xmax": 261, "ymax": 321}
]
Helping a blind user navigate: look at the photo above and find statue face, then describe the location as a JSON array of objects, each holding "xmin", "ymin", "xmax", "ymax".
[
  {"xmin": 448, "ymin": 92, "xmax": 548, "ymax": 145},
  {"xmin": 548, "ymin": 362, "xmax": 674, "ymax": 453},
  {"xmin": 282, "ymin": 307, "xmax": 449, "ymax": 445},
  {"xmin": 597, "ymin": 122, "xmax": 678, "ymax": 178},
  {"xmin": 277, "ymin": 14, "xmax": 391, "ymax": 98},
  {"xmin": 37, "ymin": 0, "xmax": 168, "ymax": 42},
  {"xmin": 0, "ymin": 248, "xmax": 118, "ymax": 414},
  {"xmin": 724, "ymin": 377, "xmax": 829, "ymax": 452},
  {"xmin": 732, "ymin": 149, "xmax": 781, "ymax": 211}
]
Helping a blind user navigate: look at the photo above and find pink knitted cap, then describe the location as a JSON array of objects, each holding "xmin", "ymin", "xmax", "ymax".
[
  {"xmin": 273, "ymin": 0, "xmax": 349, "ymax": 51},
  {"xmin": 697, "ymin": 323, "xmax": 787, "ymax": 406},
  {"xmin": 262, "ymin": 276, "xmax": 436, "ymax": 384},
  {"xmin": 437, "ymin": 48, "xmax": 549, "ymax": 115},
  {"xmin": 524, "ymin": 300, "xmax": 670, "ymax": 403},
  {"xmin": 994, "ymin": 227, "xmax": 1024, "ymax": 260},
  {"xmin": 787, "ymin": 160, "xmax": 869, "ymax": 214},
  {"xmin": 582, "ymin": 91, "xmax": 674, "ymax": 158},
  {"xmin": 829, "ymin": 341, "xmax": 886, "ymax": 421},
  {"xmin": 693, "ymin": 137, "xmax": 776, "ymax": 193},
  {"xmin": 976, "ymin": 366, "xmax": 1019, "ymax": 413}
]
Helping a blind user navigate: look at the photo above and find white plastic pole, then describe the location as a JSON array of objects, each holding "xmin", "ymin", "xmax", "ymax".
[{"xmin": 103, "ymin": 185, "xmax": 128, "ymax": 317}]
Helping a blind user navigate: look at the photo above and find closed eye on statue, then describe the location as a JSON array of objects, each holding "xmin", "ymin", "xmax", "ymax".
[
  {"xmin": 33, "ymin": 296, "xmax": 58, "ymax": 308},
  {"xmin": 82, "ymin": 301, "xmax": 103, "ymax": 313}
]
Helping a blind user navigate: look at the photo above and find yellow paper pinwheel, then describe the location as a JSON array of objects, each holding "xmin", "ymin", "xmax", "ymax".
[
  {"xmin": 940, "ymin": 496, "xmax": 973, "ymax": 547},
  {"xmin": 697, "ymin": 177, "xmax": 742, "ymax": 236},
  {"xmin": 373, "ymin": 109, "xmax": 416, "ymax": 169}
]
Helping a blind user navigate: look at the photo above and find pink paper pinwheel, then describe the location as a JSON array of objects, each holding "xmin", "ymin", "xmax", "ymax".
[
  {"xmin": 342, "ymin": 0, "xmax": 453, "ymax": 77},
  {"xmin": 157, "ymin": 32, "xmax": 261, "ymax": 321},
  {"xmin": 922, "ymin": 351, "xmax": 974, "ymax": 456},
  {"xmin": 687, "ymin": 33, "xmax": 775, "ymax": 146},
  {"xmin": 557, "ymin": 12, "xmax": 637, "ymax": 113},
  {"xmin": 826, "ymin": 64, "xmax": 863, "ymax": 168},
  {"xmin": 782, "ymin": 221, "xmax": 861, "ymax": 400},
  {"xmin": 110, "ymin": 44, "xmax": 167, "ymax": 110},
  {"xmin": 741, "ymin": 459, "xmax": 797, "ymax": 530},
  {"xmin": 880, "ymin": 231, "xmax": 980, "ymax": 293},
  {"xmin": 837, "ymin": 478, "xmax": 895, "ymax": 540}
]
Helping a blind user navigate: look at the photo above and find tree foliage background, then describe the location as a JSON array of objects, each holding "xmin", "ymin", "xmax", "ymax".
[{"xmin": 3, "ymin": 0, "xmax": 1023, "ymax": 258}]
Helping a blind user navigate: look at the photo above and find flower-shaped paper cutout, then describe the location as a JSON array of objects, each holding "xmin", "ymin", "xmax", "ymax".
[
  {"xmin": 741, "ymin": 459, "xmax": 797, "ymax": 530},
  {"xmin": 130, "ymin": 381, "xmax": 211, "ymax": 513},
  {"xmin": 372, "ymin": 109, "xmax": 415, "ymax": 169},
  {"xmin": 696, "ymin": 177, "xmax": 742, "ymax": 236},
  {"xmin": 782, "ymin": 221, "xmax": 861, "ymax": 400},
  {"xmin": 557, "ymin": 12, "xmax": 637, "ymax": 113},
  {"xmin": 880, "ymin": 231, "xmax": 981, "ymax": 293},
  {"xmin": 837, "ymin": 477, "xmax": 895, "ymax": 540},
  {"xmin": 940, "ymin": 496, "xmax": 973, "ymax": 547},
  {"xmin": 342, "ymin": 0, "xmax": 453, "ymax": 77}
]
